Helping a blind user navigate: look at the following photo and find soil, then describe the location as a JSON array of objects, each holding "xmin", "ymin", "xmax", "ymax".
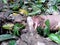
[
  {"xmin": 0, "ymin": 1, "xmax": 60, "ymax": 45},
  {"xmin": 0, "ymin": 12, "xmax": 59, "ymax": 45}
]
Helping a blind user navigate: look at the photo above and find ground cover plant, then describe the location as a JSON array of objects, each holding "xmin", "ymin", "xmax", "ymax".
[{"xmin": 0, "ymin": 0, "xmax": 60, "ymax": 45}]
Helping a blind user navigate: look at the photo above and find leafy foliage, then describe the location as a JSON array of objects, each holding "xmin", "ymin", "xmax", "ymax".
[
  {"xmin": 2, "ymin": 0, "xmax": 60, "ymax": 15},
  {"xmin": 19, "ymin": 9, "xmax": 28, "ymax": 15},
  {"xmin": 13, "ymin": 23, "xmax": 25, "ymax": 36},
  {"xmin": 37, "ymin": 19, "xmax": 60, "ymax": 44},
  {"xmin": 0, "ymin": 34, "xmax": 16, "ymax": 41},
  {"xmin": 43, "ymin": 26, "xmax": 50, "ymax": 36},
  {"xmin": 37, "ymin": 26, "xmax": 43, "ymax": 35},
  {"xmin": 2, "ymin": 23, "xmax": 25, "ymax": 36},
  {"xmin": 45, "ymin": 19, "xmax": 50, "ymax": 27},
  {"xmin": 49, "ymin": 33, "xmax": 60, "ymax": 44},
  {"xmin": 37, "ymin": 19, "xmax": 50, "ymax": 36},
  {"xmin": 55, "ymin": 30, "xmax": 60, "ymax": 35},
  {"xmin": 28, "ymin": 10, "xmax": 41, "ymax": 16},
  {"xmin": 38, "ymin": 0, "xmax": 46, "ymax": 3},
  {"xmin": 43, "ymin": 19, "xmax": 50, "ymax": 36},
  {"xmin": 9, "ymin": 40, "xmax": 16, "ymax": 45},
  {"xmin": 1, "ymin": 0, "xmax": 60, "ymax": 44},
  {"xmin": 57, "ymin": 0, "xmax": 60, "ymax": 2},
  {"xmin": 2, "ymin": 23, "xmax": 14, "ymax": 30},
  {"xmin": 2, "ymin": 0, "xmax": 7, "ymax": 4}
]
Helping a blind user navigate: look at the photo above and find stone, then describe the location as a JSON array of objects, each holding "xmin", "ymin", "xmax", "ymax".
[
  {"xmin": 1, "ymin": 42, "xmax": 8, "ymax": 45},
  {"xmin": 16, "ymin": 39, "xmax": 27, "ymax": 45},
  {"xmin": 21, "ymin": 32, "xmax": 45, "ymax": 45},
  {"xmin": 37, "ymin": 42, "xmax": 45, "ymax": 45}
]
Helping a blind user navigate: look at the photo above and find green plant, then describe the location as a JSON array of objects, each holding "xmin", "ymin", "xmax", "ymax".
[
  {"xmin": 9, "ymin": 40, "xmax": 16, "ymax": 45},
  {"xmin": 37, "ymin": 19, "xmax": 60, "ymax": 44},
  {"xmin": 2, "ymin": 0, "xmax": 59, "ymax": 15},
  {"xmin": 0, "ymin": 34, "xmax": 16, "ymax": 41},
  {"xmin": 37, "ymin": 26, "xmax": 43, "ymax": 35},
  {"xmin": 2, "ymin": 23, "xmax": 25, "ymax": 36},
  {"xmin": 2, "ymin": 23, "xmax": 14, "ymax": 30},
  {"xmin": 49, "ymin": 33, "xmax": 60, "ymax": 44},
  {"xmin": 43, "ymin": 19, "xmax": 50, "ymax": 36},
  {"xmin": 37, "ymin": 19, "xmax": 50, "ymax": 36},
  {"xmin": 13, "ymin": 23, "xmax": 25, "ymax": 36},
  {"xmin": 2, "ymin": 0, "xmax": 7, "ymax": 4}
]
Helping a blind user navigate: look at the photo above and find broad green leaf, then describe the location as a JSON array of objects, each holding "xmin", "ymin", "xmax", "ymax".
[
  {"xmin": 57, "ymin": 0, "xmax": 60, "ymax": 2},
  {"xmin": 40, "ymin": 0, "xmax": 46, "ymax": 3},
  {"xmin": 2, "ymin": 23, "xmax": 14, "ymax": 30},
  {"xmin": 36, "ymin": 4, "xmax": 43, "ymax": 8},
  {"xmin": 43, "ymin": 26, "xmax": 50, "ymax": 36},
  {"xmin": 37, "ymin": 0, "xmax": 46, "ymax": 3},
  {"xmin": 0, "ymin": 34, "xmax": 16, "ymax": 41},
  {"xmin": 14, "ymin": 23, "xmax": 25, "ymax": 30},
  {"xmin": 19, "ymin": 0, "xmax": 23, "ymax": 7},
  {"xmin": 11, "ymin": 3, "xmax": 19, "ymax": 11},
  {"xmin": 53, "ymin": 5, "xmax": 58, "ymax": 11},
  {"xmin": 19, "ymin": 9, "xmax": 28, "ymax": 15},
  {"xmin": 55, "ymin": 29, "xmax": 60, "ymax": 35},
  {"xmin": 46, "ymin": 6, "xmax": 58, "ymax": 14},
  {"xmin": 21, "ymin": 5, "xmax": 28, "ymax": 10},
  {"xmin": 12, "ymin": 5, "xmax": 19, "ymax": 11},
  {"xmin": 43, "ymin": 19, "xmax": 50, "ymax": 36},
  {"xmin": 31, "ymin": 4, "xmax": 41, "ymax": 15},
  {"xmin": 45, "ymin": 19, "xmax": 50, "ymax": 27},
  {"xmin": 2, "ymin": 0, "xmax": 7, "ymax": 4},
  {"xmin": 32, "ymin": 5, "xmax": 40, "ymax": 12},
  {"xmin": 48, "ymin": 0, "xmax": 57, "ymax": 6},
  {"xmin": 28, "ymin": 10, "xmax": 41, "ymax": 15},
  {"xmin": 41, "ymin": 7, "xmax": 47, "ymax": 12},
  {"xmin": 13, "ymin": 23, "xmax": 25, "ymax": 36},
  {"xmin": 9, "ymin": 40, "xmax": 16, "ymax": 45},
  {"xmin": 37, "ymin": 26, "xmax": 43, "ymax": 35},
  {"xmin": 49, "ymin": 34, "xmax": 60, "ymax": 44},
  {"xmin": 13, "ymin": 26, "xmax": 19, "ymax": 36},
  {"xmin": 46, "ymin": 8, "xmax": 53, "ymax": 14}
]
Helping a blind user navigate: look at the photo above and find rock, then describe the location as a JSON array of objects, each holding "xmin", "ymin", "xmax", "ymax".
[
  {"xmin": 21, "ymin": 28, "xmax": 58, "ymax": 45},
  {"xmin": 1, "ymin": 42, "xmax": 8, "ymax": 45},
  {"xmin": 0, "ymin": 1, "xmax": 4, "ymax": 11},
  {"xmin": 9, "ymin": 14, "xmax": 24, "ymax": 23},
  {"xmin": 44, "ymin": 38, "xmax": 52, "ymax": 42},
  {"xmin": 21, "ymin": 29, "xmax": 28, "ymax": 33},
  {"xmin": 45, "ymin": 42, "xmax": 58, "ymax": 45},
  {"xmin": 21, "ymin": 32, "xmax": 45, "ymax": 45},
  {"xmin": 0, "ymin": 12, "xmax": 5, "ymax": 19},
  {"xmin": 43, "ymin": 38, "xmax": 58, "ymax": 45},
  {"xmin": 37, "ymin": 42, "xmax": 45, "ymax": 45},
  {"xmin": 16, "ymin": 39, "xmax": 27, "ymax": 45}
]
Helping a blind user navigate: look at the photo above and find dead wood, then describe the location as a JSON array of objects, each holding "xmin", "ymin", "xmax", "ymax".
[{"xmin": 32, "ymin": 15, "xmax": 60, "ymax": 31}]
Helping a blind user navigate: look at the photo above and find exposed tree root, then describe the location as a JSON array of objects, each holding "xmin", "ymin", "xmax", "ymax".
[{"xmin": 27, "ymin": 15, "xmax": 60, "ymax": 31}]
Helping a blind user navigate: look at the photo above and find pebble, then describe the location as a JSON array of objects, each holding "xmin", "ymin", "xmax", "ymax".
[
  {"xmin": 37, "ymin": 42, "xmax": 45, "ymax": 45},
  {"xmin": 1, "ymin": 42, "xmax": 8, "ymax": 45}
]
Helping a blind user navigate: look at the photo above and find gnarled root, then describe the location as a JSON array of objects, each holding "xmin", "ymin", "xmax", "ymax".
[{"xmin": 27, "ymin": 15, "xmax": 60, "ymax": 31}]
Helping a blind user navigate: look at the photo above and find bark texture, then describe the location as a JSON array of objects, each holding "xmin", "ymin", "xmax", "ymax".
[{"xmin": 32, "ymin": 15, "xmax": 60, "ymax": 30}]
